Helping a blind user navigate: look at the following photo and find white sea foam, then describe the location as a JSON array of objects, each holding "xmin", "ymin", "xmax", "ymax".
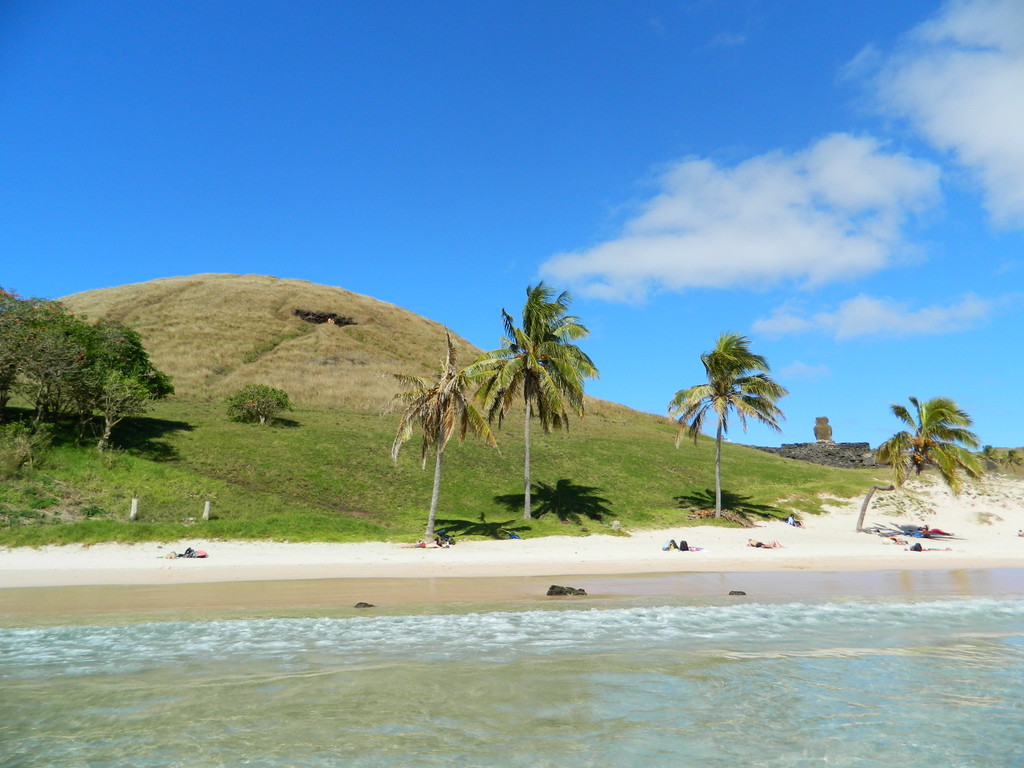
[{"xmin": 5, "ymin": 597, "xmax": 1023, "ymax": 677}]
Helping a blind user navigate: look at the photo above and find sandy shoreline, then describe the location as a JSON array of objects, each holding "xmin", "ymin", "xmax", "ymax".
[{"xmin": 2, "ymin": 475, "xmax": 1023, "ymax": 621}]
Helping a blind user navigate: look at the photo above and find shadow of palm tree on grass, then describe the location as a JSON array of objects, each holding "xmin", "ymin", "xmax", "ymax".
[
  {"xmin": 674, "ymin": 488, "xmax": 787, "ymax": 523},
  {"xmin": 432, "ymin": 514, "xmax": 528, "ymax": 540},
  {"xmin": 494, "ymin": 478, "xmax": 613, "ymax": 523}
]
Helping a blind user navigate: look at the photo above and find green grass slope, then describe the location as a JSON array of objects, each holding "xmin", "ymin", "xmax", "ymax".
[
  {"xmin": 0, "ymin": 398, "xmax": 884, "ymax": 546},
  {"xmin": 0, "ymin": 273, "xmax": 888, "ymax": 545}
]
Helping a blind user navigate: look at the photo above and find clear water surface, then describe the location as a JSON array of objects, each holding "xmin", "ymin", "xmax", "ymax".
[{"xmin": 3, "ymin": 595, "xmax": 1023, "ymax": 767}]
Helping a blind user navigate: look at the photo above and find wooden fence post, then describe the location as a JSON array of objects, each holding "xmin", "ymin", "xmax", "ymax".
[
  {"xmin": 129, "ymin": 497, "xmax": 139, "ymax": 522},
  {"xmin": 203, "ymin": 500, "xmax": 211, "ymax": 521}
]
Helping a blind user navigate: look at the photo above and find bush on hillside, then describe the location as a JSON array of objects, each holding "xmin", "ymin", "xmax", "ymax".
[
  {"xmin": 0, "ymin": 422, "xmax": 51, "ymax": 479},
  {"xmin": 225, "ymin": 384, "xmax": 293, "ymax": 425}
]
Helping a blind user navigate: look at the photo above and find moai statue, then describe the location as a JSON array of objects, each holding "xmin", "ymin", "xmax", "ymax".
[{"xmin": 813, "ymin": 416, "xmax": 833, "ymax": 443}]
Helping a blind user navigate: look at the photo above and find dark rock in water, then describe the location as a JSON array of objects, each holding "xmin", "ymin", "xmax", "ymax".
[
  {"xmin": 354, "ymin": 601, "xmax": 375, "ymax": 608},
  {"xmin": 728, "ymin": 590, "xmax": 747, "ymax": 596},
  {"xmin": 547, "ymin": 585, "xmax": 587, "ymax": 596}
]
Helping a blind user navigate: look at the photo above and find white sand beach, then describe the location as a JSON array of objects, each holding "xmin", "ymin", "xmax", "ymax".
[{"xmin": 2, "ymin": 475, "xmax": 1023, "ymax": 591}]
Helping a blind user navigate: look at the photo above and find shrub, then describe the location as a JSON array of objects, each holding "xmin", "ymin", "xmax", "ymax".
[
  {"xmin": 225, "ymin": 384, "xmax": 293, "ymax": 425},
  {"xmin": 0, "ymin": 422, "xmax": 52, "ymax": 479}
]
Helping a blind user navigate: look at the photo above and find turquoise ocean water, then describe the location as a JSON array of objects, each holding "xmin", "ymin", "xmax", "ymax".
[{"xmin": 3, "ymin": 592, "xmax": 1024, "ymax": 767}]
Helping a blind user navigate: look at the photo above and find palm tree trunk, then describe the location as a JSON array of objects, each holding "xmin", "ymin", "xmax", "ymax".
[
  {"xmin": 714, "ymin": 419, "xmax": 723, "ymax": 518},
  {"xmin": 855, "ymin": 485, "xmax": 894, "ymax": 532},
  {"xmin": 425, "ymin": 449, "xmax": 444, "ymax": 541},
  {"xmin": 523, "ymin": 401, "xmax": 532, "ymax": 519}
]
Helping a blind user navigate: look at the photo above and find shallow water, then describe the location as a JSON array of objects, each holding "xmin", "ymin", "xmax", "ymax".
[{"xmin": 3, "ymin": 596, "xmax": 1023, "ymax": 767}]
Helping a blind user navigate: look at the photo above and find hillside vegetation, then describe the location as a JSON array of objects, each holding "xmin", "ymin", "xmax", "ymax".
[
  {"xmin": 0, "ymin": 274, "xmax": 887, "ymax": 545},
  {"xmin": 61, "ymin": 273, "xmax": 479, "ymax": 411}
]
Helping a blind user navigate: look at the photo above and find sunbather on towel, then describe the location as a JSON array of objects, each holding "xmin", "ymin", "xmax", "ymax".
[
  {"xmin": 662, "ymin": 539, "xmax": 703, "ymax": 551},
  {"xmin": 907, "ymin": 542, "xmax": 952, "ymax": 552},
  {"xmin": 164, "ymin": 547, "xmax": 208, "ymax": 559},
  {"xmin": 748, "ymin": 539, "xmax": 784, "ymax": 549}
]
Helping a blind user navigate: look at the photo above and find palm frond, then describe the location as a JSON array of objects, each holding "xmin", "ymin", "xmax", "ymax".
[
  {"xmin": 877, "ymin": 396, "xmax": 983, "ymax": 494},
  {"xmin": 476, "ymin": 282, "xmax": 598, "ymax": 433}
]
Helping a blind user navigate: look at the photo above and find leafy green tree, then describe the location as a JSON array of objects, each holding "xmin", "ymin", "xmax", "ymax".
[
  {"xmin": 1007, "ymin": 448, "xmax": 1021, "ymax": 468},
  {"xmin": 473, "ymin": 283, "xmax": 598, "ymax": 519},
  {"xmin": 668, "ymin": 333, "xmax": 787, "ymax": 519},
  {"xmin": 71, "ymin": 320, "xmax": 174, "ymax": 441},
  {"xmin": 391, "ymin": 331, "xmax": 497, "ymax": 541},
  {"xmin": 17, "ymin": 301, "xmax": 87, "ymax": 421},
  {"xmin": 857, "ymin": 396, "xmax": 984, "ymax": 531},
  {"xmin": 226, "ymin": 384, "xmax": 293, "ymax": 425},
  {"xmin": 0, "ymin": 287, "xmax": 38, "ymax": 415},
  {"xmin": 1, "ymin": 291, "xmax": 172, "ymax": 436},
  {"xmin": 93, "ymin": 370, "xmax": 154, "ymax": 451},
  {"xmin": 85, "ymin": 321, "xmax": 174, "ymax": 399}
]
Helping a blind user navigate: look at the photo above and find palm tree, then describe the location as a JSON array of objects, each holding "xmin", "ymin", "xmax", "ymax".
[
  {"xmin": 877, "ymin": 396, "xmax": 984, "ymax": 489},
  {"xmin": 390, "ymin": 331, "xmax": 497, "ymax": 542},
  {"xmin": 857, "ymin": 396, "xmax": 984, "ymax": 531},
  {"xmin": 981, "ymin": 445, "xmax": 1001, "ymax": 467},
  {"xmin": 668, "ymin": 333, "xmax": 787, "ymax": 518},
  {"xmin": 472, "ymin": 283, "xmax": 598, "ymax": 519}
]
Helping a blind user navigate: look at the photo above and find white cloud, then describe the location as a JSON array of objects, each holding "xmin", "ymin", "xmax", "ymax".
[
  {"xmin": 779, "ymin": 361, "xmax": 831, "ymax": 381},
  {"xmin": 754, "ymin": 293, "xmax": 993, "ymax": 340},
  {"xmin": 876, "ymin": 0, "xmax": 1024, "ymax": 226},
  {"xmin": 540, "ymin": 133, "xmax": 939, "ymax": 302}
]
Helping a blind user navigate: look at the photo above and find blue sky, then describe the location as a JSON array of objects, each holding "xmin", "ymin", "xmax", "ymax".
[{"xmin": 2, "ymin": 0, "xmax": 1022, "ymax": 448}]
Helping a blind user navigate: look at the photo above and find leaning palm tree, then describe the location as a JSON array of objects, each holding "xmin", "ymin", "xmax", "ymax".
[
  {"xmin": 472, "ymin": 283, "xmax": 598, "ymax": 519},
  {"xmin": 857, "ymin": 396, "xmax": 983, "ymax": 532},
  {"xmin": 668, "ymin": 333, "xmax": 787, "ymax": 518},
  {"xmin": 390, "ymin": 331, "xmax": 497, "ymax": 542}
]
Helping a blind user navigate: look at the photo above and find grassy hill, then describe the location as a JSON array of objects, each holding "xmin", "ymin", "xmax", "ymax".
[
  {"xmin": 61, "ymin": 273, "xmax": 480, "ymax": 411},
  {"xmin": 0, "ymin": 274, "xmax": 887, "ymax": 545}
]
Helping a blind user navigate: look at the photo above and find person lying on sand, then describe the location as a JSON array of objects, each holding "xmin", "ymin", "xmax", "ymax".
[
  {"xmin": 917, "ymin": 525, "xmax": 953, "ymax": 538},
  {"xmin": 888, "ymin": 536, "xmax": 909, "ymax": 545},
  {"xmin": 906, "ymin": 542, "xmax": 952, "ymax": 552},
  {"xmin": 747, "ymin": 539, "xmax": 784, "ymax": 549},
  {"xmin": 662, "ymin": 539, "xmax": 703, "ymax": 551},
  {"xmin": 163, "ymin": 547, "xmax": 207, "ymax": 559}
]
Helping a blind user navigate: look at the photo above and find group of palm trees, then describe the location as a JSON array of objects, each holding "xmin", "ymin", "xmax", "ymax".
[
  {"xmin": 391, "ymin": 283, "xmax": 597, "ymax": 540},
  {"xmin": 392, "ymin": 283, "xmax": 987, "ymax": 542}
]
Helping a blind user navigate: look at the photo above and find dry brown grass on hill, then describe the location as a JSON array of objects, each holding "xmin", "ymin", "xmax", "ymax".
[{"xmin": 61, "ymin": 273, "xmax": 482, "ymax": 411}]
